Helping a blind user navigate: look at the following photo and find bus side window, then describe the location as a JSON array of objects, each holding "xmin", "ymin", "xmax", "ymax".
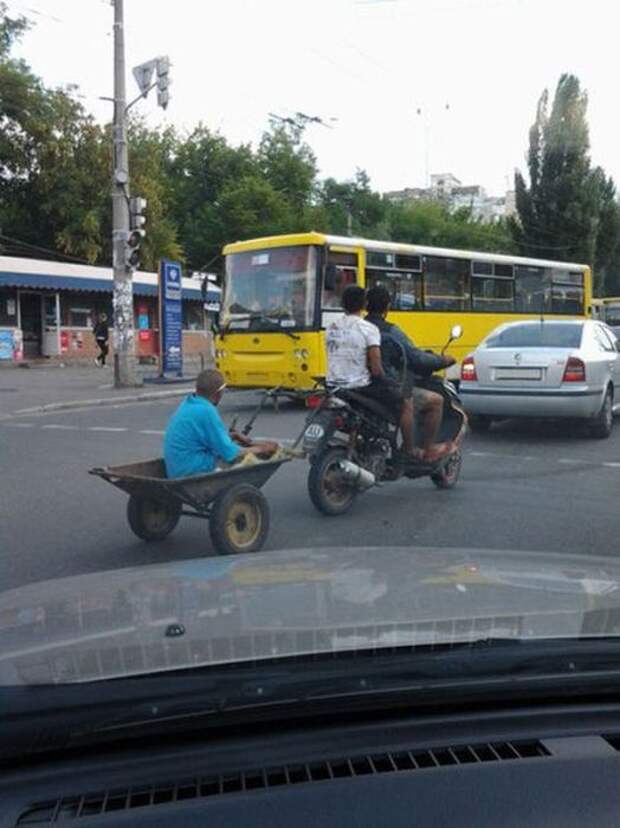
[{"xmin": 323, "ymin": 251, "xmax": 358, "ymax": 309}]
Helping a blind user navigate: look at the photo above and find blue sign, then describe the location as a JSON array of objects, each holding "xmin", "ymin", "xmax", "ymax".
[
  {"xmin": 159, "ymin": 260, "xmax": 183, "ymax": 376},
  {"xmin": 0, "ymin": 330, "xmax": 13, "ymax": 360}
]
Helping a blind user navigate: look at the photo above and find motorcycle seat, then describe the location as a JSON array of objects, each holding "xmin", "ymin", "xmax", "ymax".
[{"xmin": 336, "ymin": 389, "xmax": 398, "ymax": 423}]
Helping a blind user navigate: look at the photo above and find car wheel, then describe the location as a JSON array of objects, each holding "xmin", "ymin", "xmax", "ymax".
[
  {"xmin": 590, "ymin": 387, "xmax": 614, "ymax": 439},
  {"xmin": 468, "ymin": 415, "xmax": 492, "ymax": 434}
]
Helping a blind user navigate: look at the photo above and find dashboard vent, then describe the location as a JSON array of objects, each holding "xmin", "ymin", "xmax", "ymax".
[{"xmin": 16, "ymin": 740, "xmax": 549, "ymax": 824}]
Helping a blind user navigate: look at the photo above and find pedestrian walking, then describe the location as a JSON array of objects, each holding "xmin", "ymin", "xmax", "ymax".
[{"xmin": 93, "ymin": 313, "xmax": 110, "ymax": 367}]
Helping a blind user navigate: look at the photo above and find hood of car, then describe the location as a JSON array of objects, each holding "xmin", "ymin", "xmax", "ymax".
[{"xmin": 2, "ymin": 546, "xmax": 620, "ymax": 685}]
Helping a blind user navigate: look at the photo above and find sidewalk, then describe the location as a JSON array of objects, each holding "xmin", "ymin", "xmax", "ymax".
[{"xmin": 0, "ymin": 363, "xmax": 197, "ymax": 418}]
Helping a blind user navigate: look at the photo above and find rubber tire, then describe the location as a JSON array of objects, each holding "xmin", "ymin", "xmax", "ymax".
[
  {"xmin": 308, "ymin": 447, "xmax": 357, "ymax": 516},
  {"xmin": 468, "ymin": 415, "xmax": 492, "ymax": 434},
  {"xmin": 431, "ymin": 450, "xmax": 462, "ymax": 489},
  {"xmin": 127, "ymin": 495, "xmax": 181, "ymax": 542},
  {"xmin": 590, "ymin": 388, "xmax": 614, "ymax": 439},
  {"xmin": 209, "ymin": 483, "xmax": 270, "ymax": 555}
]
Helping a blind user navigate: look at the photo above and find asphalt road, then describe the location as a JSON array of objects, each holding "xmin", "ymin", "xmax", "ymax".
[{"xmin": 2, "ymin": 391, "xmax": 620, "ymax": 592}]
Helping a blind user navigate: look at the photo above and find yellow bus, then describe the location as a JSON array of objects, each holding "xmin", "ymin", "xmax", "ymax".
[
  {"xmin": 592, "ymin": 297, "xmax": 620, "ymax": 329},
  {"xmin": 215, "ymin": 232, "xmax": 592, "ymax": 390}
]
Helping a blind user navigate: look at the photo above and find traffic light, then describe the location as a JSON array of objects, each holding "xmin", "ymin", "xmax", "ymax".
[
  {"xmin": 156, "ymin": 56, "xmax": 171, "ymax": 109},
  {"xmin": 125, "ymin": 197, "xmax": 147, "ymax": 270}
]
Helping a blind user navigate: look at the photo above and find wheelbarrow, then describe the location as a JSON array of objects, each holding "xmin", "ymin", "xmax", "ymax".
[{"xmin": 89, "ymin": 455, "xmax": 291, "ymax": 556}]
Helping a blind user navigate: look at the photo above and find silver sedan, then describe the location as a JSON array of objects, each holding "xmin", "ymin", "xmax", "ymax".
[{"xmin": 459, "ymin": 319, "xmax": 620, "ymax": 438}]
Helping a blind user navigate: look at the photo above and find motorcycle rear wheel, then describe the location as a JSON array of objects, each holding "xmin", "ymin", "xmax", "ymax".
[
  {"xmin": 431, "ymin": 450, "xmax": 462, "ymax": 490},
  {"xmin": 308, "ymin": 448, "xmax": 358, "ymax": 516}
]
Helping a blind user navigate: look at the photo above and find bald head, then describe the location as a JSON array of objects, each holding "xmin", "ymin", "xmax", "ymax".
[{"xmin": 196, "ymin": 369, "xmax": 226, "ymax": 403}]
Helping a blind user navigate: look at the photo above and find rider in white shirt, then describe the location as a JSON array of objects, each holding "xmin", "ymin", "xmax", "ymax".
[{"xmin": 326, "ymin": 285, "xmax": 415, "ymax": 456}]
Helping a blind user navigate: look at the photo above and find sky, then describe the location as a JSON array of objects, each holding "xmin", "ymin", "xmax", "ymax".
[{"xmin": 7, "ymin": 0, "xmax": 620, "ymax": 198}]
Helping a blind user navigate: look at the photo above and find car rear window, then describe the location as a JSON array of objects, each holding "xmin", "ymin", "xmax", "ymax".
[{"xmin": 484, "ymin": 322, "xmax": 584, "ymax": 349}]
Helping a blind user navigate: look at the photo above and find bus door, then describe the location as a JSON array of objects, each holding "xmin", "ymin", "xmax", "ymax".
[{"xmin": 321, "ymin": 247, "xmax": 360, "ymax": 329}]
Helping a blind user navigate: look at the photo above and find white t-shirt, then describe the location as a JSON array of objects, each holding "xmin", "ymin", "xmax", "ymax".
[{"xmin": 326, "ymin": 314, "xmax": 381, "ymax": 388}]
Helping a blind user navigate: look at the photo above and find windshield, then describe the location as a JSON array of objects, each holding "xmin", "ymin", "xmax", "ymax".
[
  {"xmin": 222, "ymin": 246, "xmax": 318, "ymax": 330},
  {"xmin": 6, "ymin": 0, "xmax": 620, "ymax": 768},
  {"xmin": 484, "ymin": 322, "xmax": 584, "ymax": 348},
  {"xmin": 604, "ymin": 305, "xmax": 620, "ymax": 327}
]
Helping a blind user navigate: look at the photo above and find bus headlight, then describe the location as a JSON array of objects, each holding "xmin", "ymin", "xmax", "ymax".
[{"xmin": 216, "ymin": 349, "xmax": 227, "ymax": 359}]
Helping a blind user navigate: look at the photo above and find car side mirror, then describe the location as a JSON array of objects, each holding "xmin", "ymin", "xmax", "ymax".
[{"xmin": 324, "ymin": 264, "xmax": 338, "ymax": 292}]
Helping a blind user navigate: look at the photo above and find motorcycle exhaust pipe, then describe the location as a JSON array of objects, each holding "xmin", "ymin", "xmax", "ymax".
[{"xmin": 338, "ymin": 460, "xmax": 376, "ymax": 490}]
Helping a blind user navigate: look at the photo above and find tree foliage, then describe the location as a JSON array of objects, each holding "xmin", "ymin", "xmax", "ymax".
[
  {"xmin": 511, "ymin": 73, "xmax": 620, "ymax": 295},
  {"xmin": 5, "ymin": 9, "xmax": 617, "ymax": 292}
]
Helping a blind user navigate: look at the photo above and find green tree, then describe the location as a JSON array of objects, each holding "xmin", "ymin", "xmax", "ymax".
[
  {"xmin": 257, "ymin": 121, "xmax": 317, "ymax": 217},
  {"xmin": 167, "ymin": 125, "xmax": 257, "ymax": 270},
  {"xmin": 510, "ymin": 73, "xmax": 619, "ymax": 290}
]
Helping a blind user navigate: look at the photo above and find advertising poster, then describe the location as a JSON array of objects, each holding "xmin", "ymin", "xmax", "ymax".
[{"xmin": 159, "ymin": 260, "xmax": 183, "ymax": 377}]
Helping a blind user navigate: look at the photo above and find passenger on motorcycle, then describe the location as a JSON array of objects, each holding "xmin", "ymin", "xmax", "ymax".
[
  {"xmin": 365, "ymin": 285, "xmax": 456, "ymax": 463},
  {"xmin": 326, "ymin": 285, "xmax": 416, "ymax": 457}
]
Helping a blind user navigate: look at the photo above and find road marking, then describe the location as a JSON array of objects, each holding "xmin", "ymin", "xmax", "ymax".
[
  {"xmin": 468, "ymin": 451, "xmax": 492, "ymax": 457},
  {"xmin": 88, "ymin": 426, "xmax": 128, "ymax": 432},
  {"xmin": 139, "ymin": 429, "xmax": 165, "ymax": 435},
  {"xmin": 558, "ymin": 458, "xmax": 588, "ymax": 465},
  {"xmin": 603, "ymin": 462, "xmax": 620, "ymax": 468},
  {"xmin": 3, "ymin": 421, "xmax": 34, "ymax": 427},
  {"xmin": 41, "ymin": 424, "xmax": 79, "ymax": 430}
]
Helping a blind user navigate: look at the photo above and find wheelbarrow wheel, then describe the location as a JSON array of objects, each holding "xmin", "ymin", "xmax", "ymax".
[
  {"xmin": 209, "ymin": 483, "xmax": 270, "ymax": 555},
  {"xmin": 127, "ymin": 495, "xmax": 181, "ymax": 542}
]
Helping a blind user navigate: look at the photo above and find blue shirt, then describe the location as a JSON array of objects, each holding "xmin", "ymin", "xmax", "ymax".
[{"xmin": 163, "ymin": 394, "xmax": 240, "ymax": 478}]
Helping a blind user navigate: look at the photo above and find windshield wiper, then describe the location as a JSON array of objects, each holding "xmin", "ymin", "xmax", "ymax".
[{"xmin": 220, "ymin": 313, "xmax": 300, "ymax": 340}]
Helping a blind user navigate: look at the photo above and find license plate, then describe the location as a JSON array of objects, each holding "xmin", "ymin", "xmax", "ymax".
[
  {"xmin": 304, "ymin": 423, "xmax": 325, "ymax": 442},
  {"xmin": 494, "ymin": 368, "xmax": 542, "ymax": 380}
]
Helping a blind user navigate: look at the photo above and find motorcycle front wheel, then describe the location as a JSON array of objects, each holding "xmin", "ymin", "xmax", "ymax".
[{"xmin": 307, "ymin": 448, "xmax": 358, "ymax": 516}]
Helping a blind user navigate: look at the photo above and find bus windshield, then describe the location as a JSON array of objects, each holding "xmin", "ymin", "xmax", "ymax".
[{"xmin": 222, "ymin": 245, "xmax": 318, "ymax": 331}]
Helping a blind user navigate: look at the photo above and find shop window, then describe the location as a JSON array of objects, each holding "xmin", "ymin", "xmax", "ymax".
[
  {"xmin": 0, "ymin": 291, "xmax": 18, "ymax": 326},
  {"xmin": 68, "ymin": 307, "xmax": 92, "ymax": 328},
  {"xmin": 183, "ymin": 302, "xmax": 204, "ymax": 331}
]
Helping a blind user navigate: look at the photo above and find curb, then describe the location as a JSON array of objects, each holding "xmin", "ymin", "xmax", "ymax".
[{"xmin": 6, "ymin": 387, "xmax": 193, "ymax": 418}]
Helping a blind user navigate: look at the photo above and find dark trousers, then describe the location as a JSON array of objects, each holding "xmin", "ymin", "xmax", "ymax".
[{"xmin": 96, "ymin": 339, "xmax": 109, "ymax": 365}]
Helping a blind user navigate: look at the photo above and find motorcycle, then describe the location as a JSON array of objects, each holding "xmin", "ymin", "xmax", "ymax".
[{"xmin": 302, "ymin": 325, "xmax": 468, "ymax": 516}]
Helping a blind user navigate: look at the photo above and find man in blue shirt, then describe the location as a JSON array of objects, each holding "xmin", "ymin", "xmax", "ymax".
[{"xmin": 164, "ymin": 370, "xmax": 278, "ymax": 478}]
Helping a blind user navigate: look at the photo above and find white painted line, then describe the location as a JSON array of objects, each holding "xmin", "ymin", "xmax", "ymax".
[
  {"xmin": 603, "ymin": 462, "xmax": 620, "ymax": 468},
  {"xmin": 88, "ymin": 426, "xmax": 128, "ymax": 432},
  {"xmin": 41, "ymin": 424, "xmax": 79, "ymax": 430},
  {"xmin": 139, "ymin": 429, "xmax": 165, "ymax": 435},
  {"xmin": 2, "ymin": 422, "xmax": 34, "ymax": 427},
  {"xmin": 558, "ymin": 458, "xmax": 587, "ymax": 465},
  {"xmin": 468, "ymin": 451, "xmax": 491, "ymax": 457}
]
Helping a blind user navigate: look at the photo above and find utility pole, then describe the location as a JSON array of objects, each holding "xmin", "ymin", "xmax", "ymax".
[{"xmin": 111, "ymin": 0, "xmax": 138, "ymax": 387}]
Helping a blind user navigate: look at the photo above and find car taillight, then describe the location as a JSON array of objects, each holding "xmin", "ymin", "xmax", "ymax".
[
  {"xmin": 562, "ymin": 356, "xmax": 586, "ymax": 382},
  {"xmin": 306, "ymin": 395, "xmax": 323, "ymax": 408},
  {"xmin": 461, "ymin": 355, "xmax": 477, "ymax": 382}
]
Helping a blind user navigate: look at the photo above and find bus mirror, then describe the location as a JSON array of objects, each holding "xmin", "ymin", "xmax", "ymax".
[{"xmin": 324, "ymin": 264, "xmax": 338, "ymax": 292}]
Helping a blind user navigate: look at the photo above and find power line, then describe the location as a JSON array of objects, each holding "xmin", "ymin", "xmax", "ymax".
[{"xmin": 0, "ymin": 233, "xmax": 98, "ymax": 265}]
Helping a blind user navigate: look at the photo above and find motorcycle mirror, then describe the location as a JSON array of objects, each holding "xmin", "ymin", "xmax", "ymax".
[{"xmin": 450, "ymin": 324, "xmax": 463, "ymax": 341}]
